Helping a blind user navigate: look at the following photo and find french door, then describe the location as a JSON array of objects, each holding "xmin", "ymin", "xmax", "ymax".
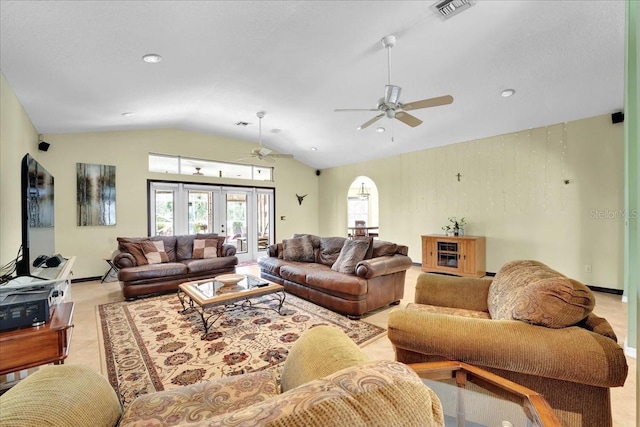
[{"xmin": 149, "ymin": 182, "xmax": 274, "ymax": 262}]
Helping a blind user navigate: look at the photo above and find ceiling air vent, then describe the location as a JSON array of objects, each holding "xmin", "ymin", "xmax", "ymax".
[
  {"xmin": 432, "ymin": 0, "xmax": 474, "ymax": 20},
  {"xmin": 235, "ymin": 121, "xmax": 250, "ymax": 127}
]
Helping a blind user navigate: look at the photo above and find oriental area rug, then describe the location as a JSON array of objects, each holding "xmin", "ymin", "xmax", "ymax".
[{"xmin": 98, "ymin": 292, "xmax": 385, "ymax": 407}]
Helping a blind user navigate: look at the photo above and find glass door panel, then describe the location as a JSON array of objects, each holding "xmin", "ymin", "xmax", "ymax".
[
  {"xmin": 256, "ymin": 192, "xmax": 272, "ymax": 251},
  {"xmin": 151, "ymin": 187, "xmax": 177, "ymax": 236},
  {"xmin": 225, "ymin": 192, "xmax": 248, "ymax": 255},
  {"xmin": 188, "ymin": 190, "xmax": 213, "ymax": 234}
]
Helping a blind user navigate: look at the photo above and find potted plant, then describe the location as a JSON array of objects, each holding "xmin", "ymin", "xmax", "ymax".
[
  {"xmin": 445, "ymin": 217, "xmax": 467, "ymax": 236},
  {"xmin": 441, "ymin": 225, "xmax": 454, "ymax": 237}
]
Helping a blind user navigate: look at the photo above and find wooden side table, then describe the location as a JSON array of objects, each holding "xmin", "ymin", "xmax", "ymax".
[{"xmin": 0, "ymin": 302, "xmax": 75, "ymax": 375}]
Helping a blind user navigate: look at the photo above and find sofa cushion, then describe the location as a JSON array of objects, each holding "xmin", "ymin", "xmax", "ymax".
[
  {"xmin": 258, "ymin": 256, "xmax": 290, "ymax": 276},
  {"xmin": 193, "ymin": 238, "xmax": 219, "ymax": 259},
  {"xmin": 207, "ymin": 360, "xmax": 444, "ymax": 427},
  {"xmin": 119, "ymin": 241, "xmax": 149, "ymax": 266},
  {"xmin": 372, "ymin": 240, "xmax": 398, "ymax": 258},
  {"xmin": 119, "ymin": 370, "xmax": 278, "ymax": 427},
  {"xmin": 331, "ymin": 239, "xmax": 370, "ymax": 274},
  {"xmin": 182, "ymin": 257, "xmax": 238, "ymax": 274},
  {"xmin": 283, "ymin": 235, "xmax": 316, "ymax": 262},
  {"xmin": 305, "ymin": 269, "xmax": 367, "ymax": 297},
  {"xmin": 118, "ymin": 262, "xmax": 189, "ymax": 282},
  {"xmin": 318, "ymin": 236, "xmax": 348, "ymax": 266},
  {"xmin": 280, "ymin": 262, "xmax": 328, "ymax": 284},
  {"xmin": 488, "ymin": 260, "xmax": 595, "ymax": 328},
  {"xmin": 407, "ymin": 302, "xmax": 491, "ymax": 319},
  {"xmin": 353, "ymin": 236, "xmax": 375, "ymax": 259},
  {"xmin": 140, "ymin": 240, "xmax": 169, "ymax": 264}
]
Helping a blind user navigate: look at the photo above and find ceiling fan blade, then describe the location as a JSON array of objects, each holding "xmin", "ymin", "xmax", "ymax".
[
  {"xmin": 334, "ymin": 108, "xmax": 379, "ymax": 112},
  {"xmin": 357, "ymin": 113, "xmax": 385, "ymax": 130},
  {"xmin": 258, "ymin": 147, "xmax": 272, "ymax": 156},
  {"xmin": 394, "ymin": 111, "xmax": 423, "ymax": 127},
  {"xmin": 271, "ymin": 153, "xmax": 294, "ymax": 158},
  {"xmin": 402, "ymin": 95, "xmax": 454, "ymax": 111}
]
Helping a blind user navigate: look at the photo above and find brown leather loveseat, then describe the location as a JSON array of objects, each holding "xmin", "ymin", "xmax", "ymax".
[
  {"xmin": 113, "ymin": 234, "xmax": 238, "ymax": 299},
  {"xmin": 258, "ymin": 234, "xmax": 412, "ymax": 319}
]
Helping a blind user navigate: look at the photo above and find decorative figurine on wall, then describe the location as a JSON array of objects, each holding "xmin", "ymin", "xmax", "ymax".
[{"xmin": 296, "ymin": 193, "xmax": 307, "ymax": 205}]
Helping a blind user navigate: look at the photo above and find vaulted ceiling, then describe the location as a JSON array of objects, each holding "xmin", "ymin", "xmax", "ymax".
[{"xmin": 0, "ymin": 1, "xmax": 626, "ymax": 169}]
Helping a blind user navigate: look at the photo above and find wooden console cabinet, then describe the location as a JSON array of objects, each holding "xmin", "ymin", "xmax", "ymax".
[
  {"xmin": 421, "ymin": 235, "xmax": 486, "ymax": 278},
  {"xmin": 0, "ymin": 302, "xmax": 74, "ymax": 375}
]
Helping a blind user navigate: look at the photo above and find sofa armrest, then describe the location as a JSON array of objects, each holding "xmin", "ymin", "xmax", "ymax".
[
  {"xmin": 388, "ymin": 307, "xmax": 628, "ymax": 388},
  {"xmin": 0, "ymin": 365, "xmax": 122, "ymax": 427},
  {"xmin": 355, "ymin": 254, "xmax": 412, "ymax": 279},
  {"xmin": 222, "ymin": 244, "xmax": 236, "ymax": 257},
  {"xmin": 415, "ymin": 273, "xmax": 493, "ymax": 312},
  {"xmin": 113, "ymin": 251, "xmax": 136, "ymax": 269}
]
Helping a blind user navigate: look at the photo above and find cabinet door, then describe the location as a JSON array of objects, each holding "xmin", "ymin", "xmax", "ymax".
[
  {"xmin": 422, "ymin": 237, "xmax": 436, "ymax": 268},
  {"xmin": 461, "ymin": 240, "xmax": 477, "ymax": 275}
]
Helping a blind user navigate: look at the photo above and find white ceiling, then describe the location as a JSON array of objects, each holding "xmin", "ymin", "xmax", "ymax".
[{"xmin": 0, "ymin": 1, "xmax": 626, "ymax": 170}]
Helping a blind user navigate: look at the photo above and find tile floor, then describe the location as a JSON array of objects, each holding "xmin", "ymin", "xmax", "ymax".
[{"xmin": 60, "ymin": 265, "xmax": 636, "ymax": 426}]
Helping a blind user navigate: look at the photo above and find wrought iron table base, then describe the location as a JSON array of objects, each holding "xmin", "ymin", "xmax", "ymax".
[{"xmin": 178, "ymin": 289, "xmax": 287, "ymax": 339}]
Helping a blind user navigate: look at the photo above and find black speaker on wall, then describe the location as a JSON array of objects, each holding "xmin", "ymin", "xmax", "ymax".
[
  {"xmin": 38, "ymin": 141, "xmax": 50, "ymax": 151},
  {"xmin": 315, "ymin": 170, "xmax": 321, "ymax": 176},
  {"xmin": 611, "ymin": 112, "xmax": 624, "ymax": 124}
]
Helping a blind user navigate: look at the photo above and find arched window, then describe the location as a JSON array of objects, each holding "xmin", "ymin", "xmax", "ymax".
[{"xmin": 347, "ymin": 176, "xmax": 379, "ymax": 238}]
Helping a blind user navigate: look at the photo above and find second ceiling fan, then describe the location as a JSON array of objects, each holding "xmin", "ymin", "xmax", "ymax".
[{"xmin": 335, "ymin": 35, "xmax": 453, "ymax": 130}]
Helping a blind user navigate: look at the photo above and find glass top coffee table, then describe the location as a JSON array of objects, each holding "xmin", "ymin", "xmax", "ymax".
[
  {"xmin": 409, "ymin": 361, "xmax": 561, "ymax": 427},
  {"xmin": 178, "ymin": 274, "xmax": 286, "ymax": 339}
]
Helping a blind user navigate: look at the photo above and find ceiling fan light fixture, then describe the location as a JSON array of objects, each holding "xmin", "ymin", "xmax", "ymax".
[
  {"xmin": 376, "ymin": 127, "xmax": 385, "ymax": 133},
  {"xmin": 385, "ymin": 85, "xmax": 402, "ymax": 104}
]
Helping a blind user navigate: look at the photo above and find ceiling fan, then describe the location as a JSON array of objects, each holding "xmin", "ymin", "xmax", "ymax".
[
  {"xmin": 335, "ymin": 35, "xmax": 453, "ymax": 130},
  {"xmin": 249, "ymin": 112, "xmax": 293, "ymax": 163}
]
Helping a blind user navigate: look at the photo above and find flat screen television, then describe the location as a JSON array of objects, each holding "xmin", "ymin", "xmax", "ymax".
[{"xmin": 16, "ymin": 153, "xmax": 56, "ymax": 277}]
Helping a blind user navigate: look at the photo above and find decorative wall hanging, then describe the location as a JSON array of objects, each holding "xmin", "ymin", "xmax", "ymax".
[
  {"xmin": 77, "ymin": 163, "xmax": 116, "ymax": 226},
  {"xmin": 296, "ymin": 193, "xmax": 307, "ymax": 205}
]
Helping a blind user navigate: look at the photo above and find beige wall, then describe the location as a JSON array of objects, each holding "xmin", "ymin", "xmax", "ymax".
[
  {"xmin": 1, "ymin": 72, "xmax": 319, "ymax": 279},
  {"xmin": 319, "ymin": 115, "xmax": 625, "ymax": 290},
  {"xmin": 0, "ymin": 72, "xmax": 39, "ymax": 268}
]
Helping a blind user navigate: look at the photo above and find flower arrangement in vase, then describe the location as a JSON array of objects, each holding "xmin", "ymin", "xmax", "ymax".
[{"xmin": 442, "ymin": 217, "xmax": 466, "ymax": 236}]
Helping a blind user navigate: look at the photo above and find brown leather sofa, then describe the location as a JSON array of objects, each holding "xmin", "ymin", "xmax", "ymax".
[
  {"xmin": 388, "ymin": 261, "xmax": 629, "ymax": 427},
  {"xmin": 258, "ymin": 234, "xmax": 412, "ymax": 319},
  {"xmin": 113, "ymin": 234, "xmax": 238, "ymax": 299}
]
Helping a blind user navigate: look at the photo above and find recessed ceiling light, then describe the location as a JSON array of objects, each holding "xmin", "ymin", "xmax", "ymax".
[
  {"xmin": 376, "ymin": 127, "xmax": 386, "ymax": 133},
  {"xmin": 142, "ymin": 54, "xmax": 162, "ymax": 63},
  {"xmin": 311, "ymin": 147, "xmax": 318, "ymax": 151},
  {"xmin": 501, "ymin": 89, "xmax": 515, "ymax": 97},
  {"xmin": 121, "ymin": 112, "xmax": 135, "ymax": 117}
]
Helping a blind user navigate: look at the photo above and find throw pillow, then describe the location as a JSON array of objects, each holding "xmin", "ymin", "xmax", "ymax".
[
  {"xmin": 372, "ymin": 240, "xmax": 398, "ymax": 258},
  {"xmin": 353, "ymin": 236, "xmax": 375, "ymax": 259},
  {"xmin": 488, "ymin": 260, "xmax": 595, "ymax": 328},
  {"xmin": 196, "ymin": 233, "xmax": 225, "ymax": 257},
  {"xmin": 119, "ymin": 241, "xmax": 149, "ymax": 266},
  {"xmin": 140, "ymin": 240, "xmax": 169, "ymax": 264},
  {"xmin": 282, "ymin": 236, "xmax": 316, "ymax": 262},
  {"xmin": 331, "ymin": 239, "xmax": 370, "ymax": 274},
  {"xmin": 193, "ymin": 238, "xmax": 219, "ymax": 259}
]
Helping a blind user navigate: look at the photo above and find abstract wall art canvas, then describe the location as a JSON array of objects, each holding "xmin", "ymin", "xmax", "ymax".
[{"xmin": 77, "ymin": 163, "xmax": 116, "ymax": 226}]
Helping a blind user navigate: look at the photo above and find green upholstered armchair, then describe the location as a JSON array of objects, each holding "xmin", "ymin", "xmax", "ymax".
[{"xmin": 388, "ymin": 264, "xmax": 628, "ymax": 427}]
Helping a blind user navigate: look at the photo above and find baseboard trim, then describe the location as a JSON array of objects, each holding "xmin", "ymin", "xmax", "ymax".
[
  {"xmin": 71, "ymin": 276, "xmax": 101, "ymax": 283},
  {"xmin": 587, "ymin": 285, "xmax": 623, "ymax": 295}
]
